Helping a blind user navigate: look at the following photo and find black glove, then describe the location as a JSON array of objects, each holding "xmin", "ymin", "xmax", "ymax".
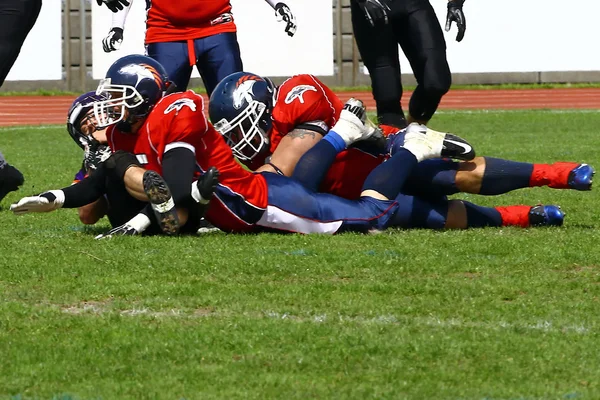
[
  {"xmin": 274, "ymin": 3, "xmax": 297, "ymax": 37},
  {"xmin": 355, "ymin": 0, "xmax": 392, "ymax": 27},
  {"xmin": 445, "ymin": 0, "xmax": 466, "ymax": 42},
  {"xmin": 96, "ymin": 0, "xmax": 130, "ymax": 13},
  {"xmin": 102, "ymin": 27, "xmax": 123, "ymax": 53},
  {"xmin": 84, "ymin": 141, "xmax": 112, "ymax": 172}
]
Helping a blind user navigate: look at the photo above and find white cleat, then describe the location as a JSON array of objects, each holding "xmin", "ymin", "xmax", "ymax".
[{"xmin": 401, "ymin": 123, "xmax": 475, "ymax": 162}]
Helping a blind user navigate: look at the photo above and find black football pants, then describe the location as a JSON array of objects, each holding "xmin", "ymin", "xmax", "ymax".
[
  {"xmin": 0, "ymin": 0, "xmax": 42, "ymax": 87},
  {"xmin": 351, "ymin": 0, "xmax": 451, "ymax": 126}
]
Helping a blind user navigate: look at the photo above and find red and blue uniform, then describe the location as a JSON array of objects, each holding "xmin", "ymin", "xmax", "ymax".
[
  {"xmin": 107, "ymin": 90, "xmax": 399, "ymax": 234},
  {"xmin": 270, "ymin": 74, "xmax": 389, "ymax": 200},
  {"xmin": 144, "ymin": 0, "xmax": 242, "ymax": 94}
]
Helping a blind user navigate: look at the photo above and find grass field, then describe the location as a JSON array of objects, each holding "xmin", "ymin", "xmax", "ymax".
[{"xmin": 1, "ymin": 110, "xmax": 600, "ymax": 399}]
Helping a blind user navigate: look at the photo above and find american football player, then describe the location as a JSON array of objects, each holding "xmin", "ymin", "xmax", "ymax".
[
  {"xmin": 100, "ymin": 0, "xmax": 296, "ymax": 95},
  {"xmin": 15, "ymin": 54, "xmax": 518, "ymax": 236},
  {"xmin": 350, "ymin": 0, "xmax": 465, "ymax": 128},
  {"xmin": 208, "ymin": 71, "xmax": 593, "ymax": 228}
]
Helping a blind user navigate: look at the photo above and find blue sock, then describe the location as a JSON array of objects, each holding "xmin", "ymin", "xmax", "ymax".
[
  {"xmin": 479, "ymin": 157, "xmax": 534, "ymax": 195},
  {"xmin": 463, "ymin": 201, "xmax": 502, "ymax": 227},
  {"xmin": 362, "ymin": 148, "xmax": 417, "ymax": 199},
  {"xmin": 292, "ymin": 133, "xmax": 345, "ymax": 191}
]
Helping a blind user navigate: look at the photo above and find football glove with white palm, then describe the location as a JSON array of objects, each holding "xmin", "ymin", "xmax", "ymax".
[
  {"xmin": 102, "ymin": 27, "xmax": 123, "ymax": 52},
  {"xmin": 10, "ymin": 190, "xmax": 65, "ymax": 215}
]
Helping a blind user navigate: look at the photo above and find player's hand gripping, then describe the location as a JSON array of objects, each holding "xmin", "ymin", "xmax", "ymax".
[
  {"xmin": 445, "ymin": 0, "xmax": 466, "ymax": 42},
  {"xmin": 95, "ymin": 223, "xmax": 139, "ymax": 239},
  {"xmin": 96, "ymin": 0, "xmax": 130, "ymax": 12},
  {"xmin": 355, "ymin": 0, "xmax": 392, "ymax": 27},
  {"xmin": 84, "ymin": 142, "xmax": 112, "ymax": 172},
  {"xmin": 102, "ymin": 27, "xmax": 124, "ymax": 52},
  {"xmin": 274, "ymin": 3, "xmax": 297, "ymax": 37},
  {"xmin": 10, "ymin": 191, "xmax": 65, "ymax": 215}
]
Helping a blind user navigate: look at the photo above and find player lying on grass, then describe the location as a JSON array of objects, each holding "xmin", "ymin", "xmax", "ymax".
[
  {"xmin": 65, "ymin": 91, "xmax": 218, "ymax": 233},
  {"xmin": 3, "ymin": 54, "xmax": 476, "ymax": 235},
  {"xmin": 10, "ymin": 55, "xmax": 565, "ymax": 235},
  {"xmin": 208, "ymin": 72, "xmax": 594, "ymax": 202}
]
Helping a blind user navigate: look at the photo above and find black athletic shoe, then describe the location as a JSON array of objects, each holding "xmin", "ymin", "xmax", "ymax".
[
  {"xmin": 0, "ymin": 164, "xmax": 24, "ymax": 203},
  {"xmin": 142, "ymin": 170, "xmax": 180, "ymax": 235}
]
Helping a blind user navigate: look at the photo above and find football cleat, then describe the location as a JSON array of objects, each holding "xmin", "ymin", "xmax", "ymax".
[
  {"xmin": 400, "ymin": 123, "xmax": 476, "ymax": 161},
  {"xmin": 0, "ymin": 164, "xmax": 24, "ymax": 203},
  {"xmin": 528, "ymin": 205, "xmax": 565, "ymax": 227},
  {"xmin": 568, "ymin": 163, "xmax": 594, "ymax": 191},
  {"xmin": 142, "ymin": 170, "xmax": 180, "ymax": 235}
]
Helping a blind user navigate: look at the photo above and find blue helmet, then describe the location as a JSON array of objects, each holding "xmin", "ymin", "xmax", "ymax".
[
  {"xmin": 67, "ymin": 91, "xmax": 110, "ymax": 149},
  {"xmin": 208, "ymin": 72, "xmax": 276, "ymax": 161},
  {"xmin": 93, "ymin": 54, "xmax": 170, "ymax": 129}
]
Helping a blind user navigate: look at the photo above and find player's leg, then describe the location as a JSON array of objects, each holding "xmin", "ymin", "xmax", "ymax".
[
  {"xmin": 194, "ymin": 32, "xmax": 243, "ymax": 97},
  {"xmin": 390, "ymin": 195, "xmax": 564, "ymax": 230},
  {"xmin": 146, "ymin": 41, "xmax": 193, "ymax": 91},
  {"xmin": 351, "ymin": 0, "xmax": 407, "ymax": 128},
  {"xmin": 0, "ymin": 0, "xmax": 42, "ymax": 86},
  {"xmin": 393, "ymin": 0, "xmax": 450, "ymax": 125},
  {"xmin": 0, "ymin": 150, "xmax": 24, "ymax": 203},
  {"xmin": 387, "ymin": 131, "xmax": 594, "ymax": 195}
]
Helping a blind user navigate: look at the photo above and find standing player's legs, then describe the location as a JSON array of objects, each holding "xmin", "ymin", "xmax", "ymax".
[
  {"xmin": 350, "ymin": 1, "xmax": 407, "ymax": 129},
  {"xmin": 146, "ymin": 41, "xmax": 193, "ymax": 91},
  {"xmin": 394, "ymin": 0, "xmax": 451, "ymax": 125},
  {"xmin": 0, "ymin": 0, "xmax": 42, "ymax": 86},
  {"xmin": 194, "ymin": 32, "xmax": 243, "ymax": 97}
]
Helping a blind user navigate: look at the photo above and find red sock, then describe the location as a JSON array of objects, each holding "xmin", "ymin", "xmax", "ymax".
[
  {"xmin": 529, "ymin": 162, "xmax": 579, "ymax": 189},
  {"xmin": 495, "ymin": 205, "xmax": 532, "ymax": 227}
]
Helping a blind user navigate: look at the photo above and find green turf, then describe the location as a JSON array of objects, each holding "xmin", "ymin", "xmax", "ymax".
[{"xmin": 1, "ymin": 110, "xmax": 600, "ymax": 399}]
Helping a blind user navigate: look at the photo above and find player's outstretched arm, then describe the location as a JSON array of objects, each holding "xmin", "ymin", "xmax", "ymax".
[
  {"xmin": 445, "ymin": 0, "xmax": 466, "ymax": 42},
  {"xmin": 263, "ymin": 0, "xmax": 297, "ymax": 36},
  {"xmin": 11, "ymin": 168, "xmax": 108, "ymax": 215},
  {"xmin": 101, "ymin": 0, "xmax": 133, "ymax": 52}
]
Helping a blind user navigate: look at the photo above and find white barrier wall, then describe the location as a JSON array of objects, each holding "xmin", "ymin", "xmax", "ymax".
[
  {"xmin": 393, "ymin": 0, "xmax": 600, "ymax": 75},
  {"xmin": 6, "ymin": 0, "xmax": 600, "ymax": 82},
  {"xmin": 5, "ymin": 1, "xmax": 62, "ymax": 81},
  {"xmin": 91, "ymin": 0, "xmax": 333, "ymax": 79}
]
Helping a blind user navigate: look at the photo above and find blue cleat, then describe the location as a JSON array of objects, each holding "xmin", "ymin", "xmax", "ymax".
[
  {"xmin": 568, "ymin": 163, "xmax": 594, "ymax": 191},
  {"xmin": 528, "ymin": 205, "xmax": 565, "ymax": 227}
]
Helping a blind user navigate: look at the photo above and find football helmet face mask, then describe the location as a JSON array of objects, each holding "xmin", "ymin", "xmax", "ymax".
[
  {"xmin": 93, "ymin": 54, "xmax": 169, "ymax": 129},
  {"xmin": 67, "ymin": 91, "xmax": 110, "ymax": 149},
  {"xmin": 209, "ymin": 72, "xmax": 276, "ymax": 161}
]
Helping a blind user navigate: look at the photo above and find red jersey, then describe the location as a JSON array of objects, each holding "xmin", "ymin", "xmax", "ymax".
[
  {"xmin": 107, "ymin": 90, "xmax": 267, "ymax": 233},
  {"xmin": 145, "ymin": 0, "xmax": 237, "ymax": 44},
  {"xmin": 270, "ymin": 74, "xmax": 387, "ymax": 200}
]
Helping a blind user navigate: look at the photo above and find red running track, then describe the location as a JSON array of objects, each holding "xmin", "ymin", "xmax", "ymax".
[{"xmin": 1, "ymin": 88, "xmax": 599, "ymax": 127}]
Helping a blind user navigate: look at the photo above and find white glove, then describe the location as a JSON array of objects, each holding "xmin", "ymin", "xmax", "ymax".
[
  {"xmin": 10, "ymin": 190, "xmax": 65, "ymax": 215},
  {"xmin": 95, "ymin": 213, "xmax": 151, "ymax": 239},
  {"xmin": 102, "ymin": 27, "xmax": 123, "ymax": 52},
  {"xmin": 274, "ymin": 3, "xmax": 297, "ymax": 37}
]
